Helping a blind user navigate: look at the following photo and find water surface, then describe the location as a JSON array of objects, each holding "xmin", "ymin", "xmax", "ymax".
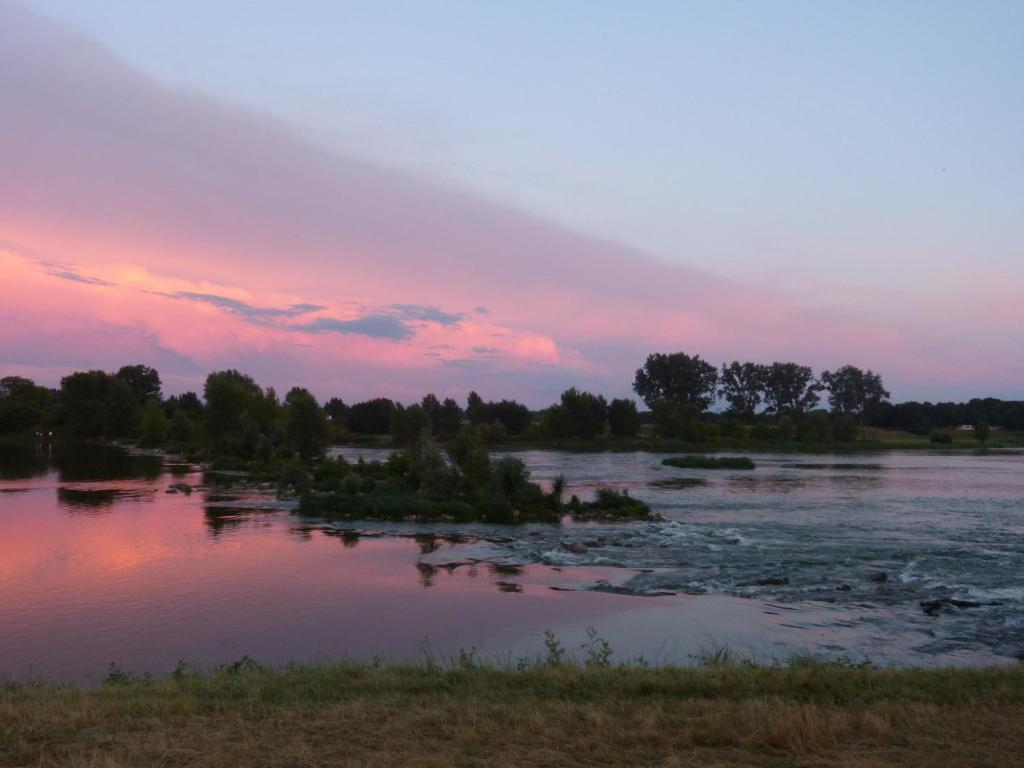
[{"xmin": 1, "ymin": 442, "xmax": 1021, "ymax": 682}]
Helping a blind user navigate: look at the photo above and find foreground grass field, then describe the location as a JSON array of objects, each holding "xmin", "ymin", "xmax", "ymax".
[{"xmin": 3, "ymin": 662, "xmax": 1024, "ymax": 767}]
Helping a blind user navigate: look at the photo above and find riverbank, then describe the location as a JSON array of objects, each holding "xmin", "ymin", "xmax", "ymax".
[
  {"xmin": 4, "ymin": 662, "xmax": 1023, "ymax": 767},
  {"xmin": 333, "ymin": 427, "xmax": 1024, "ymax": 455}
]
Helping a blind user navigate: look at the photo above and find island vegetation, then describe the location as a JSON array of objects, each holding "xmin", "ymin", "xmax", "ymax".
[{"xmin": 663, "ymin": 455, "xmax": 756, "ymax": 470}]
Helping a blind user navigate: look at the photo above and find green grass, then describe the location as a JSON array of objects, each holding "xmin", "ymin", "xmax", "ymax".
[
  {"xmin": 4, "ymin": 661, "xmax": 1024, "ymax": 767},
  {"xmin": 663, "ymin": 455, "xmax": 756, "ymax": 470}
]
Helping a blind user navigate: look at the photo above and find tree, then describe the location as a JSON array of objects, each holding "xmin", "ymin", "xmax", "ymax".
[
  {"xmin": 164, "ymin": 391, "xmax": 204, "ymax": 419},
  {"xmin": 168, "ymin": 409, "xmax": 196, "ymax": 443},
  {"xmin": 203, "ymin": 370, "xmax": 275, "ymax": 456},
  {"xmin": 115, "ymin": 364, "xmax": 162, "ymax": 404},
  {"xmin": 204, "ymin": 370, "xmax": 263, "ymax": 440},
  {"xmin": 284, "ymin": 387, "xmax": 329, "ymax": 458},
  {"xmin": 650, "ymin": 401, "xmax": 703, "ymax": 441},
  {"xmin": 432, "ymin": 397, "xmax": 464, "ymax": 437},
  {"xmin": 542, "ymin": 388, "xmax": 608, "ymax": 440},
  {"xmin": 391, "ymin": 403, "xmax": 432, "ymax": 446},
  {"xmin": 60, "ymin": 370, "xmax": 137, "ymax": 438},
  {"xmin": 819, "ymin": 366, "xmax": 890, "ymax": 422},
  {"xmin": 718, "ymin": 362, "xmax": 767, "ymax": 421},
  {"xmin": 762, "ymin": 363, "xmax": 819, "ymax": 417},
  {"xmin": 323, "ymin": 397, "xmax": 348, "ymax": 424},
  {"xmin": 633, "ymin": 352, "xmax": 719, "ymax": 410},
  {"xmin": 346, "ymin": 398, "xmax": 396, "ymax": 434},
  {"xmin": 608, "ymin": 398, "xmax": 641, "ymax": 437},
  {"xmin": 975, "ymin": 420, "xmax": 991, "ymax": 443},
  {"xmin": 137, "ymin": 398, "xmax": 169, "ymax": 446},
  {"xmin": 489, "ymin": 400, "xmax": 532, "ymax": 436},
  {"xmin": 0, "ymin": 376, "xmax": 52, "ymax": 433},
  {"xmin": 466, "ymin": 391, "xmax": 489, "ymax": 424}
]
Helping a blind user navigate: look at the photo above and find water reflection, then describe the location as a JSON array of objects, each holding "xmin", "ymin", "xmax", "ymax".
[{"xmin": 1, "ymin": 441, "xmax": 1022, "ymax": 682}]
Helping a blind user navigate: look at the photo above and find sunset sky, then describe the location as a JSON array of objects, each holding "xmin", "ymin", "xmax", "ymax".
[{"xmin": 2, "ymin": 1, "xmax": 1021, "ymax": 405}]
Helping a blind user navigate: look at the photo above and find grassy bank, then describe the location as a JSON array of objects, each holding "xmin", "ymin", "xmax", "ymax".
[{"xmin": 4, "ymin": 662, "xmax": 1024, "ymax": 767}]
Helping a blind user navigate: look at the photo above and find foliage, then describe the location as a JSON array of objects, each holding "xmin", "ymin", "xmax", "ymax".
[
  {"xmin": 465, "ymin": 392, "xmax": 531, "ymax": 435},
  {"xmin": 662, "ymin": 455, "xmax": 755, "ymax": 470},
  {"xmin": 567, "ymin": 487, "xmax": 652, "ymax": 519},
  {"xmin": 541, "ymin": 387, "xmax": 608, "ymax": 439},
  {"xmin": 137, "ymin": 398, "xmax": 169, "ymax": 447},
  {"xmin": 632, "ymin": 352, "xmax": 719, "ymax": 410},
  {"xmin": 651, "ymin": 401, "xmax": 704, "ymax": 441},
  {"xmin": 390, "ymin": 403, "xmax": 432, "ymax": 446},
  {"xmin": 0, "ymin": 375, "xmax": 53, "ymax": 433},
  {"xmin": 284, "ymin": 387, "xmax": 329, "ymax": 458},
  {"xmin": 323, "ymin": 397, "xmax": 348, "ymax": 424},
  {"xmin": 203, "ymin": 370, "xmax": 279, "ymax": 458},
  {"xmin": 114, "ymin": 364, "xmax": 162, "ymax": 405},
  {"xmin": 820, "ymin": 365, "xmax": 889, "ymax": 421},
  {"xmin": 796, "ymin": 412, "xmax": 832, "ymax": 443},
  {"xmin": 718, "ymin": 361, "xmax": 767, "ymax": 421},
  {"xmin": 975, "ymin": 421, "xmax": 991, "ymax": 443},
  {"xmin": 762, "ymin": 362, "xmax": 820, "ymax": 417},
  {"xmin": 346, "ymin": 398, "xmax": 396, "ymax": 434},
  {"xmin": 607, "ymin": 398, "xmax": 640, "ymax": 437},
  {"xmin": 831, "ymin": 413, "xmax": 860, "ymax": 442},
  {"xmin": 60, "ymin": 370, "xmax": 138, "ymax": 438},
  {"xmin": 421, "ymin": 394, "xmax": 463, "ymax": 437}
]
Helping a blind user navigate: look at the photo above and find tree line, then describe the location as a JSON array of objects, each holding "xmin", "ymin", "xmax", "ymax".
[{"xmin": 0, "ymin": 352, "xmax": 1021, "ymax": 459}]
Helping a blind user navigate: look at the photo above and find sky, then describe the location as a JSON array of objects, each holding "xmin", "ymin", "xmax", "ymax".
[{"xmin": 1, "ymin": 1, "xmax": 1021, "ymax": 405}]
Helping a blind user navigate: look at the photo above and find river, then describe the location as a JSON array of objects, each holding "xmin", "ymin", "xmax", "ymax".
[{"xmin": 1, "ymin": 441, "xmax": 1021, "ymax": 682}]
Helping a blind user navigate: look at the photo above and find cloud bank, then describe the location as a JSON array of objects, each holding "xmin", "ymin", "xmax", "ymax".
[{"xmin": 0, "ymin": 3, "xmax": 1020, "ymax": 403}]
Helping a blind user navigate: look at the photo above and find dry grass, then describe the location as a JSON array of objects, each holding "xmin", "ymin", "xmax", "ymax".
[{"xmin": 3, "ymin": 663, "xmax": 1024, "ymax": 767}]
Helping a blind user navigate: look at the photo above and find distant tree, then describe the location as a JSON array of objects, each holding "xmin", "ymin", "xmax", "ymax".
[
  {"xmin": 819, "ymin": 366, "xmax": 890, "ymax": 422},
  {"xmin": 164, "ymin": 391, "xmax": 204, "ymax": 419},
  {"xmin": 633, "ymin": 352, "xmax": 719, "ymax": 411},
  {"xmin": 831, "ymin": 413, "xmax": 860, "ymax": 442},
  {"xmin": 391, "ymin": 403, "xmax": 433, "ymax": 446},
  {"xmin": 762, "ymin": 363, "xmax": 819, "ymax": 417},
  {"xmin": 284, "ymin": 387, "xmax": 329, "ymax": 458},
  {"xmin": 420, "ymin": 393, "xmax": 460, "ymax": 437},
  {"xmin": 0, "ymin": 376, "xmax": 52, "ymax": 433},
  {"xmin": 346, "ymin": 398, "xmax": 396, "ymax": 434},
  {"xmin": 718, "ymin": 362, "xmax": 767, "ymax": 421},
  {"xmin": 446, "ymin": 426, "xmax": 491, "ymax": 485},
  {"xmin": 489, "ymin": 400, "xmax": 532, "ymax": 436},
  {"xmin": 137, "ymin": 398, "xmax": 169, "ymax": 446},
  {"xmin": 975, "ymin": 420, "xmax": 991, "ymax": 443},
  {"xmin": 542, "ymin": 388, "xmax": 607, "ymax": 440},
  {"xmin": 796, "ymin": 411, "xmax": 832, "ymax": 443},
  {"xmin": 115, "ymin": 364, "xmax": 162, "ymax": 404},
  {"xmin": 323, "ymin": 397, "xmax": 348, "ymax": 424},
  {"xmin": 607, "ymin": 398, "xmax": 641, "ymax": 438},
  {"xmin": 651, "ymin": 401, "xmax": 704, "ymax": 441},
  {"xmin": 421, "ymin": 393, "xmax": 441, "ymax": 420},
  {"xmin": 203, "ymin": 370, "xmax": 267, "ymax": 450},
  {"xmin": 60, "ymin": 370, "xmax": 137, "ymax": 438},
  {"xmin": 168, "ymin": 409, "xmax": 196, "ymax": 443},
  {"xmin": 466, "ymin": 391, "xmax": 489, "ymax": 424},
  {"xmin": 433, "ymin": 398, "xmax": 464, "ymax": 437}
]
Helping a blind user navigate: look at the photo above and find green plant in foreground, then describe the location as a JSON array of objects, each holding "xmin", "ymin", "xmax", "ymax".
[{"xmin": 543, "ymin": 629, "xmax": 566, "ymax": 666}]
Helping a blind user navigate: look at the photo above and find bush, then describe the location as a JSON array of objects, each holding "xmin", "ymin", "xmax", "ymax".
[
  {"xmin": 662, "ymin": 455, "xmax": 755, "ymax": 470},
  {"xmin": 608, "ymin": 398, "xmax": 641, "ymax": 437},
  {"xmin": 930, "ymin": 430, "xmax": 954, "ymax": 444},
  {"xmin": 832, "ymin": 414, "xmax": 860, "ymax": 443}
]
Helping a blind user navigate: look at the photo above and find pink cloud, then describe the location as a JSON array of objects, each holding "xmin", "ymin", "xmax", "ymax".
[{"xmin": 1, "ymin": 4, "xmax": 1020, "ymax": 404}]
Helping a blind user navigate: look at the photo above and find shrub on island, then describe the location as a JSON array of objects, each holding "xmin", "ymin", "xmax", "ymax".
[
  {"xmin": 297, "ymin": 429, "xmax": 652, "ymax": 523},
  {"xmin": 662, "ymin": 455, "xmax": 755, "ymax": 470}
]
